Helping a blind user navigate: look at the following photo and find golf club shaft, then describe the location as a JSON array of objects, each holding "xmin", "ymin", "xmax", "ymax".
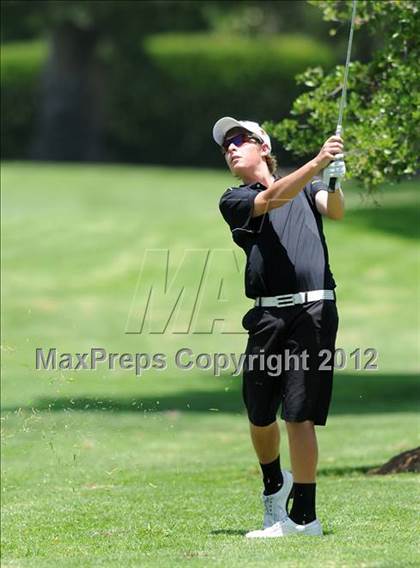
[{"xmin": 329, "ymin": 0, "xmax": 357, "ymax": 191}]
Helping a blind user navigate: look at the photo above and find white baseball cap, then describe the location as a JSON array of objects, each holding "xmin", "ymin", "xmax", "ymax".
[{"xmin": 212, "ymin": 116, "xmax": 272, "ymax": 151}]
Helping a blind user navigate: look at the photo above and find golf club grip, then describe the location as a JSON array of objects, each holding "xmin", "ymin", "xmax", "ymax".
[
  {"xmin": 330, "ymin": 125, "xmax": 342, "ymax": 191},
  {"xmin": 329, "ymin": 177, "xmax": 337, "ymax": 191}
]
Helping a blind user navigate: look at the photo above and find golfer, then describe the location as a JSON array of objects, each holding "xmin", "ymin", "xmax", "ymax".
[{"xmin": 213, "ymin": 116, "xmax": 345, "ymax": 538}]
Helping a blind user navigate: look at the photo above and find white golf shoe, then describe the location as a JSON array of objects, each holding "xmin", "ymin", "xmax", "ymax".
[
  {"xmin": 246, "ymin": 516, "xmax": 323, "ymax": 538},
  {"xmin": 262, "ymin": 469, "xmax": 294, "ymax": 529}
]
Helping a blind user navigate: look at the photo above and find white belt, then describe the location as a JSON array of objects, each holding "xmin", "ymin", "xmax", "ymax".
[{"xmin": 254, "ymin": 289, "xmax": 335, "ymax": 308}]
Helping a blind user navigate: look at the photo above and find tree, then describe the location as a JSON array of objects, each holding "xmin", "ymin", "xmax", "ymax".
[
  {"xmin": 6, "ymin": 0, "xmax": 329, "ymax": 162},
  {"xmin": 266, "ymin": 0, "xmax": 420, "ymax": 192},
  {"xmin": 1, "ymin": 0, "xmax": 211, "ymax": 160}
]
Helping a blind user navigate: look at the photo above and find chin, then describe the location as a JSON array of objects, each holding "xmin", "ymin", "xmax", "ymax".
[{"xmin": 230, "ymin": 163, "xmax": 246, "ymax": 177}]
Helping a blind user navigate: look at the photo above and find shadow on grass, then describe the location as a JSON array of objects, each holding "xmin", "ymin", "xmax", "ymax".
[
  {"xmin": 209, "ymin": 528, "xmax": 334, "ymax": 537},
  {"xmin": 3, "ymin": 373, "xmax": 419, "ymax": 415},
  {"xmin": 317, "ymin": 465, "xmax": 374, "ymax": 477},
  {"xmin": 345, "ymin": 203, "xmax": 420, "ymax": 240}
]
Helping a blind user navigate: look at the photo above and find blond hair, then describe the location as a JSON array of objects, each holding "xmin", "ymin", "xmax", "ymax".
[{"xmin": 265, "ymin": 153, "xmax": 278, "ymax": 175}]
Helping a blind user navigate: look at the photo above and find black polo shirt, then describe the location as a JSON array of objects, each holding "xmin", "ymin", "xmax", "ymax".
[{"xmin": 219, "ymin": 178, "xmax": 336, "ymax": 299}]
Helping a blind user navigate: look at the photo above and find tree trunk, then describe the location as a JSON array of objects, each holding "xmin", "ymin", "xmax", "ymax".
[{"xmin": 32, "ymin": 22, "xmax": 106, "ymax": 161}]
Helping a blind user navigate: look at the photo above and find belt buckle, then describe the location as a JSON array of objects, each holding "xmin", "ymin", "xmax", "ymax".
[{"xmin": 292, "ymin": 292, "xmax": 306, "ymax": 305}]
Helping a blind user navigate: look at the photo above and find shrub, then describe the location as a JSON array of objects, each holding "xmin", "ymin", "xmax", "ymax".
[
  {"xmin": 1, "ymin": 41, "xmax": 47, "ymax": 158},
  {"xmin": 106, "ymin": 33, "xmax": 335, "ymax": 167},
  {"xmin": 1, "ymin": 34, "xmax": 335, "ymax": 166}
]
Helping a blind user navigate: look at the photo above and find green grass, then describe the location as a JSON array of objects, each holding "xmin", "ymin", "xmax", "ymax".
[{"xmin": 1, "ymin": 162, "xmax": 419, "ymax": 567}]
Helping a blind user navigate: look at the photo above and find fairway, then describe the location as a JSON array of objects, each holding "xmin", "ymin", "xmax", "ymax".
[{"xmin": 1, "ymin": 162, "xmax": 419, "ymax": 567}]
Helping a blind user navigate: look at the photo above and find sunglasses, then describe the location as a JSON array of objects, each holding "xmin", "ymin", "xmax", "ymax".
[{"xmin": 221, "ymin": 132, "xmax": 261, "ymax": 153}]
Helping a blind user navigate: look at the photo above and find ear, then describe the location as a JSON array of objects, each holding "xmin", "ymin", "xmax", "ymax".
[{"xmin": 260, "ymin": 143, "xmax": 270, "ymax": 157}]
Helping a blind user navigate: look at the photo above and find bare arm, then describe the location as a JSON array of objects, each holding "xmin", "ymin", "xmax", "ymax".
[
  {"xmin": 252, "ymin": 135, "xmax": 344, "ymax": 218},
  {"xmin": 315, "ymin": 188, "xmax": 345, "ymax": 220}
]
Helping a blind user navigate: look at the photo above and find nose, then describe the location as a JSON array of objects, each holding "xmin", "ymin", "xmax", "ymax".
[{"xmin": 227, "ymin": 140, "xmax": 240, "ymax": 155}]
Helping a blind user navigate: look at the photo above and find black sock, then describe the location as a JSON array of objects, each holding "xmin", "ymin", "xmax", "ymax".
[
  {"xmin": 289, "ymin": 482, "xmax": 316, "ymax": 525},
  {"xmin": 260, "ymin": 456, "xmax": 283, "ymax": 496}
]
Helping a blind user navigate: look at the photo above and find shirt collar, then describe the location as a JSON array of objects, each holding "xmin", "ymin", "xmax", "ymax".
[{"xmin": 239, "ymin": 174, "xmax": 281, "ymax": 191}]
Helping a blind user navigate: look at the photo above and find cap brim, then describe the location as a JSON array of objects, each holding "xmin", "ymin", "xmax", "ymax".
[{"xmin": 212, "ymin": 117, "xmax": 244, "ymax": 146}]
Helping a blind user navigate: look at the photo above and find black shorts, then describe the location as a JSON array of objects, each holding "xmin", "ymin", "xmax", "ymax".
[{"xmin": 241, "ymin": 300, "xmax": 339, "ymax": 427}]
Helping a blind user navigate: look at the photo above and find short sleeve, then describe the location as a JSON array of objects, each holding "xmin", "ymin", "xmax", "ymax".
[
  {"xmin": 219, "ymin": 187, "xmax": 260, "ymax": 233},
  {"xmin": 310, "ymin": 177, "xmax": 328, "ymax": 195},
  {"xmin": 304, "ymin": 177, "xmax": 327, "ymax": 207}
]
